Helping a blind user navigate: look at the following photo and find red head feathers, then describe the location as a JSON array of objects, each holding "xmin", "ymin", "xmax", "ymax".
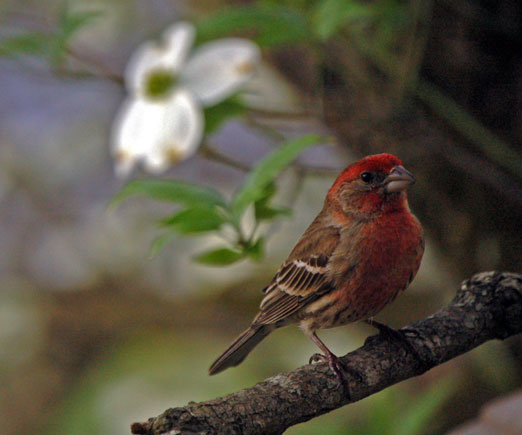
[{"xmin": 328, "ymin": 153, "xmax": 403, "ymax": 196}]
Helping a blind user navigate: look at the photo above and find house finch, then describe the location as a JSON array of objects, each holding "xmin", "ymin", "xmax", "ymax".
[{"xmin": 209, "ymin": 153, "xmax": 424, "ymax": 385}]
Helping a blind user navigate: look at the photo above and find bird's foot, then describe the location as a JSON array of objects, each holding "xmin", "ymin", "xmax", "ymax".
[
  {"xmin": 309, "ymin": 352, "xmax": 347, "ymax": 386},
  {"xmin": 309, "ymin": 352, "xmax": 363, "ymax": 399},
  {"xmin": 366, "ymin": 319, "xmax": 428, "ymax": 371}
]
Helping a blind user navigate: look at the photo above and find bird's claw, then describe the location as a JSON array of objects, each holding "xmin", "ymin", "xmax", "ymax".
[
  {"xmin": 308, "ymin": 351, "xmax": 364, "ymax": 400},
  {"xmin": 328, "ymin": 355, "xmax": 348, "ymax": 387},
  {"xmin": 309, "ymin": 353, "xmax": 326, "ymax": 365},
  {"xmin": 309, "ymin": 352, "xmax": 347, "ymax": 384}
]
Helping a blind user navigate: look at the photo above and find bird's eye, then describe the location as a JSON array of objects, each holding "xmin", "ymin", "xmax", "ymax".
[{"xmin": 360, "ymin": 172, "xmax": 374, "ymax": 183}]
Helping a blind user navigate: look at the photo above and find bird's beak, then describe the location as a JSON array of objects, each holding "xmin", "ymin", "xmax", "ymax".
[{"xmin": 384, "ymin": 165, "xmax": 416, "ymax": 193}]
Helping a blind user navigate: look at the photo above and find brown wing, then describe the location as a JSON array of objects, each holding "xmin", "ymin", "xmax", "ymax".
[{"xmin": 253, "ymin": 222, "xmax": 340, "ymax": 326}]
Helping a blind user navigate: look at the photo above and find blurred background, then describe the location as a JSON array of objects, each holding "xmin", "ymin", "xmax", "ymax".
[{"xmin": 1, "ymin": 0, "xmax": 521, "ymax": 434}]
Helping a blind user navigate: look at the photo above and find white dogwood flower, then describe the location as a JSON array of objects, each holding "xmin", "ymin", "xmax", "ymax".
[{"xmin": 111, "ymin": 22, "xmax": 260, "ymax": 176}]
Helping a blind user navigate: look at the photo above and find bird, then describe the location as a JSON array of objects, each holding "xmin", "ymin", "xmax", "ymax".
[{"xmin": 209, "ymin": 153, "xmax": 424, "ymax": 385}]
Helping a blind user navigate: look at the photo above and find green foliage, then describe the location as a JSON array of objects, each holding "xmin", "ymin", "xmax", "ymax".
[
  {"xmin": 0, "ymin": 5, "xmax": 101, "ymax": 66},
  {"xmin": 189, "ymin": 234, "xmax": 265, "ymax": 265},
  {"xmin": 194, "ymin": 248, "xmax": 246, "ymax": 266},
  {"xmin": 231, "ymin": 134, "xmax": 322, "ymax": 217},
  {"xmin": 57, "ymin": 6, "xmax": 102, "ymax": 39},
  {"xmin": 195, "ymin": 3, "xmax": 310, "ymax": 47},
  {"xmin": 254, "ymin": 182, "xmax": 292, "ymax": 221},
  {"xmin": 255, "ymin": 201, "xmax": 292, "ymax": 221},
  {"xmin": 113, "ymin": 135, "xmax": 323, "ymax": 265},
  {"xmin": 311, "ymin": 0, "xmax": 377, "ymax": 40},
  {"xmin": 245, "ymin": 237, "xmax": 265, "ymax": 262},
  {"xmin": 160, "ymin": 207, "xmax": 226, "ymax": 234},
  {"xmin": 111, "ymin": 179, "xmax": 226, "ymax": 209},
  {"xmin": 0, "ymin": 32, "xmax": 52, "ymax": 58},
  {"xmin": 195, "ymin": 0, "xmax": 408, "ymax": 47},
  {"xmin": 51, "ymin": 6, "xmax": 102, "ymax": 65}
]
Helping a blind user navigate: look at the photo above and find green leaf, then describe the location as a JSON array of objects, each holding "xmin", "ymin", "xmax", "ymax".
[
  {"xmin": 196, "ymin": 4, "xmax": 310, "ymax": 47},
  {"xmin": 0, "ymin": 7, "xmax": 102, "ymax": 64},
  {"xmin": 246, "ymin": 238, "xmax": 265, "ymax": 262},
  {"xmin": 255, "ymin": 203, "xmax": 292, "ymax": 221},
  {"xmin": 194, "ymin": 248, "xmax": 246, "ymax": 266},
  {"xmin": 312, "ymin": 0, "xmax": 377, "ymax": 40},
  {"xmin": 160, "ymin": 207, "xmax": 226, "ymax": 234},
  {"xmin": 231, "ymin": 134, "xmax": 322, "ymax": 216},
  {"xmin": 58, "ymin": 8, "xmax": 103, "ymax": 40},
  {"xmin": 111, "ymin": 180, "xmax": 227, "ymax": 209},
  {"xmin": 0, "ymin": 33, "xmax": 52, "ymax": 58},
  {"xmin": 203, "ymin": 96, "xmax": 247, "ymax": 134},
  {"xmin": 51, "ymin": 6, "xmax": 103, "ymax": 65},
  {"xmin": 253, "ymin": 181, "xmax": 291, "ymax": 221}
]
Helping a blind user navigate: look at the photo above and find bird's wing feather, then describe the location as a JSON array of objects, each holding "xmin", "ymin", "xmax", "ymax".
[{"xmin": 254, "ymin": 223, "xmax": 340, "ymax": 325}]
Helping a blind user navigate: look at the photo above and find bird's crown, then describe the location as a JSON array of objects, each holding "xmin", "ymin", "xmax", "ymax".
[{"xmin": 329, "ymin": 153, "xmax": 403, "ymax": 194}]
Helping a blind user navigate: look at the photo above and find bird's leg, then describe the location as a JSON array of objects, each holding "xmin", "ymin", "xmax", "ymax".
[
  {"xmin": 365, "ymin": 319, "xmax": 428, "ymax": 370},
  {"xmin": 307, "ymin": 332, "xmax": 362, "ymax": 396},
  {"xmin": 308, "ymin": 332, "xmax": 346, "ymax": 385}
]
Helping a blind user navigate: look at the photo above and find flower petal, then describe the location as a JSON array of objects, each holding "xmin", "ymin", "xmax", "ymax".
[
  {"xmin": 111, "ymin": 97, "xmax": 164, "ymax": 177},
  {"xmin": 162, "ymin": 21, "xmax": 195, "ymax": 65},
  {"xmin": 181, "ymin": 38, "xmax": 261, "ymax": 106},
  {"xmin": 124, "ymin": 22, "xmax": 195, "ymax": 94},
  {"xmin": 142, "ymin": 90, "xmax": 204, "ymax": 174}
]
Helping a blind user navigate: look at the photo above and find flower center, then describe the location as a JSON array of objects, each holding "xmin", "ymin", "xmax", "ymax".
[
  {"xmin": 114, "ymin": 149, "xmax": 132, "ymax": 163},
  {"xmin": 235, "ymin": 61, "xmax": 255, "ymax": 74},
  {"xmin": 165, "ymin": 146, "xmax": 185, "ymax": 164},
  {"xmin": 145, "ymin": 69, "xmax": 176, "ymax": 99}
]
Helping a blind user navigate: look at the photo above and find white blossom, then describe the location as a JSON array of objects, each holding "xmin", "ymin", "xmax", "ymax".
[{"xmin": 111, "ymin": 22, "xmax": 260, "ymax": 177}]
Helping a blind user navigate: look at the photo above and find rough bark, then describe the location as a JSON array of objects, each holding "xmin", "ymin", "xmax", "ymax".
[{"xmin": 131, "ymin": 271, "xmax": 522, "ymax": 434}]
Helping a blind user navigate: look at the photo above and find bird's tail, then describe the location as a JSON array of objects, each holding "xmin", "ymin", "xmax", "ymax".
[{"xmin": 209, "ymin": 325, "xmax": 272, "ymax": 375}]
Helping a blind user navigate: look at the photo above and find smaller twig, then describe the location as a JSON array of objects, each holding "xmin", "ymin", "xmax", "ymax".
[
  {"xmin": 200, "ymin": 142, "xmax": 341, "ymax": 177},
  {"xmin": 244, "ymin": 113, "xmax": 287, "ymax": 143},
  {"xmin": 246, "ymin": 106, "xmax": 314, "ymax": 120},
  {"xmin": 66, "ymin": 47, "xmax": 124, "ymax": 85},
  {"xmin": 199, "ymin": 142, "xmax": 250, "ymax": 173}
]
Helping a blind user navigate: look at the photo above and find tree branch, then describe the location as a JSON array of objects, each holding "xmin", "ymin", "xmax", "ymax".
[{"xmin": 131, "ymin": 271, "xmax": 522, "ymax": 435}]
